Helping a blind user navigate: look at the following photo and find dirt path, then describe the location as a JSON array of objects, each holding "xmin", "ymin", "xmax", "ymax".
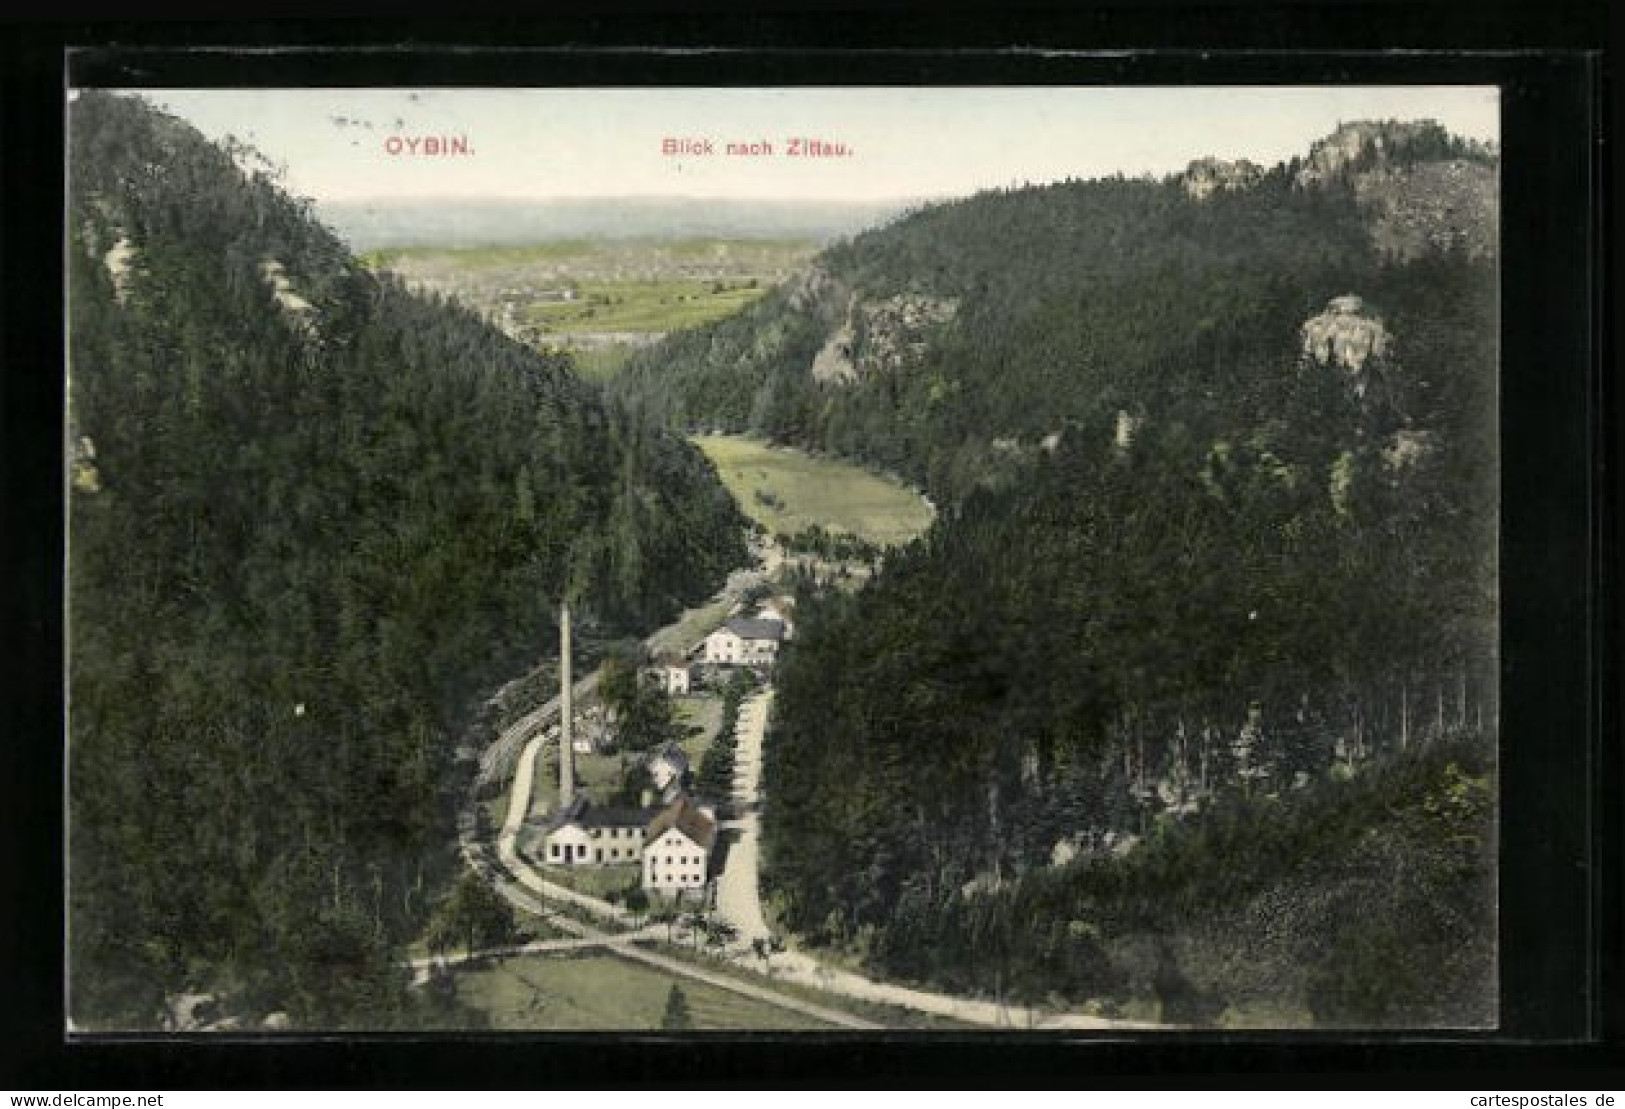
[
  {"xmin": 706, "ymin": 684, "xmax": 1167, "ymax": 1031},
  {"xmin": 477, "ymin": 674, "xmax": 1162, "ymax": 1028},
  {"xmin": 440, "ymin": 862, "xmax": 877, "ymax": 1029},
  {"xmin": 462, "ymin": 524, "xmax": 1162, "ymax": 1029},
  {"xmin": 713, "ymin": 689, "xmax": 774, "ymax": 945}
]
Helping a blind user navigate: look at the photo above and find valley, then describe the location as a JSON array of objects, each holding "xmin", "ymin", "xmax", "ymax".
[
  {"xmin": 361, "ymin": 238, "xmax": 818, "ymax": 379},
  {"xmin": 66, "ymin": 91, "xmax": 1500, "ymax": 1034}
]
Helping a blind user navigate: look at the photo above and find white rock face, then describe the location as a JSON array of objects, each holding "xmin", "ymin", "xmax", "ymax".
[
  {"xmin": 259, "ymin": 259, "xmax": 318, "ymax": 337},
  {"xmin": 103, "ymin": 236, "xmax": 136, "ymax": 303},
  {"xmin": 1180, "ymin": 156, "xmax": 1263, "ymax": 200},
  {"xmin": 1300, "ymin": 294, "xmax": 1391, "ymax": 377},
  {"xmin": 810, "ymin": 304, "xmax": 858, "ymax": 384}
]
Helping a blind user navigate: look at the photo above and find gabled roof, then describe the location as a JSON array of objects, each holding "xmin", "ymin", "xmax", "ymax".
[
  {"xmin": 645, "ymin": 795, "xmax": 717, "ymax": 851},
  {"xmin": 720, "ymin": 617, "xmax": 785, "ymax": 642},
  {"xmin": 648, "ymin": 742, "xmax": 689, "ymax": 774},
  {"xmin": 548, "ymin": 795, "xmax": 659, "ymax": 832}
]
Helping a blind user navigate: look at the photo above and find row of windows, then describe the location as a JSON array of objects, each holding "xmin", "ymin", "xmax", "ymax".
[
  {"xmin": 550, "ymin": 841, "xmax": 705, "ymax": 867},
  {"xmin": 588, "ymin": 827, "xmax": 641, "ymax": 840}
]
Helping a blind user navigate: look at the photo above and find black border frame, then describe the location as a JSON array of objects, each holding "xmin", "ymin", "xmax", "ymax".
[{"xmin": 3, "ymin": 10, "xmax": 1615, "ymax": 1089}]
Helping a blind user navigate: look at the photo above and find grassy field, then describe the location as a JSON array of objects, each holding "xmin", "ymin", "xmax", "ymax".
[
  {"xmin": 674, "ymin": 695, "xmax": 724, "ymax": 762},
  {"xmin": 521, "ymin": 278, "xmax": 768, "ymax": 335},
  {"xmin": 535, "ymin": 862, "xmax": 644, "ymax": 901},
  {"xmin": 364, "ymin": 238, "xmax": 815, "ymax": 273},
  {"xmin": 453, "ymin": 952, "xmax": 834, "ymax": 1030},
  {"xmin": 362, "ymin": 238, "xmax": 815, "ymax": 378},
  {"xmin": 693, "ymin": 435, "xmax": 935, "ymax": 548},
  {"xmin": 568, "ymin": 342, "xmax": 638, "ymax": 382}
]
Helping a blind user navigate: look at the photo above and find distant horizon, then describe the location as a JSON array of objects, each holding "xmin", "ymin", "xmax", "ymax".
[
  {"xmin": 133, "ymin": 87, "xmax": 1499, "ymax": 205},
  {"xmin": 317, "ymin": 194, "xmax": 946, "ymax": 207}
]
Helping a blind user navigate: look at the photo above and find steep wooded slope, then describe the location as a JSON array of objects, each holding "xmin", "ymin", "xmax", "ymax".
[
  {"xmin": 67, "ymin": 92, "xmax": 746, "ymax": 1029},
  {"xmin": 614, "ymin": 122, "xmax": 1499, "ymax": 1026}
]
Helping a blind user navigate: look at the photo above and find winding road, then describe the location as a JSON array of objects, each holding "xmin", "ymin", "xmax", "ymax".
[{"xmin": 455, "ymin": 472, "xmax": 1164, "ymax": 1029}]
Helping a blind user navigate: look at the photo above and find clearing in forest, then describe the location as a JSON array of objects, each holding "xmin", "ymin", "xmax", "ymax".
[{"xmin": 692, "ymin": 434, "xmax": 935, "ymax": 549}]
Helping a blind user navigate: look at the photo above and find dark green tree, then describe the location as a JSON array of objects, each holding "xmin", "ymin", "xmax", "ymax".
[{"xmin": 660, "ymin": 984, "xmax": 693, "ymax": 1030}]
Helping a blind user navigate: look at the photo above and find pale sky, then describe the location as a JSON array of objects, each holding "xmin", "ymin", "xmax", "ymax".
[{"xmin": 128, "ymin": 86, "xmax": 1499, "ymax": 204}]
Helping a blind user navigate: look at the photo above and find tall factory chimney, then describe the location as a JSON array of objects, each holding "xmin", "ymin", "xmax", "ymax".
[{"xmin": 559, "ymin": 600, "xmax": 574, "ymax": 809}]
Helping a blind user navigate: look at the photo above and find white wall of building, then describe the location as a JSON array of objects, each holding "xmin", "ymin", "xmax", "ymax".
[
  {"xmin": 642, "ymin": 828, "xmax": 709, "ymax": 893},
  {"xmin": 546, "ymin": 823, "xmax": 645, "ymax": 866},
  {"xmin": 544, "ymin": 824, "xmax": 593, "ymax": 866},
  {"xmin": 702, "ymin": 628, "xmax": 778, "ymax": 666}
]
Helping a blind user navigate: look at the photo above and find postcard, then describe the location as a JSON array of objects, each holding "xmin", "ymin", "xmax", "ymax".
[{"xmin": 64, "ymin": 83, "xmax": 1501, "ymax": 1033}]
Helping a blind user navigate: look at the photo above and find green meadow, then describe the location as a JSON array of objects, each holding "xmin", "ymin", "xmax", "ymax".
[
  {"xmin": 521, "ymin": 278, "xmax": 769, "ymax": 336},
  {"xmin": 452, "ymin": 952, "xmax": 834, "ymax": 1030},
  {"xmin": 693, "ymin": 435, "xmax": 935, "ymax": 549},
  {"xmin": 361, "ymin": 238, "xmax": 817, "ymax": 379}
]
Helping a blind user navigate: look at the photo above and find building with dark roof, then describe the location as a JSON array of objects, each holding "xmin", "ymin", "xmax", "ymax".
[
  {"xmin": 541, "ymin": 796, "xmax": 660, "ymax": 867},
  {"xmin": 642, "ymin": 795, "xmax": 718, "ymax": 896},
  {"xmin": 701, "ymin": 615, "xmax": 785, "ymax": 667}
]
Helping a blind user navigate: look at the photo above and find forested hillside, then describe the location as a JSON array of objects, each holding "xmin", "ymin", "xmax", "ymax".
[
  {"xmin": 66, "ymin": 92, "xmax": 746, "ymax": 1029},
  {"xmin": 612, "ymin": 122, "xmax": 1494, "ymax": 505},
  {"xmin": 613, "ymin": 120, "xmax": 1500, "ymax": 1025}
]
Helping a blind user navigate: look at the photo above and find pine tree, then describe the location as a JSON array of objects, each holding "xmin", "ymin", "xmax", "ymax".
[{"xmin": 660, "ymin": 983, "xmax": 693, "ymax": 1030}]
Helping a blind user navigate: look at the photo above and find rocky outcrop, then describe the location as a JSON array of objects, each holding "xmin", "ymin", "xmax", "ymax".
[
  {"xmin": 1356, "ymin": 159, "xmax": 1498, "ymax": 260},
  {"xmin": 104, "ymin": 235, "xmax": 137, "ymax": 303},
  {"xmin": 810, "ymin": 295, "xmax": 859, "ymax": 384},
  {"xmin": 259, "ymin": 258, "xmax": 319, "ymax": 340},
  {"xmin": 1181, "ymin": 156, "xmax": 1264, "ymax": 200},
  {"xmin": 1295, "ymin": 120, "xmax": 1446, "ymax": 187},
  {"xmin": 853, "ymin": 293, "xmax": 958, "ymax": 375},
  {"xmin": 811, "ymin": 290, "xmax": 959, "ymax": 386},
  {"xmin": 1296, "ymin": 120, "xmax": 1498, "ymax": 260},
  {"xmin": 1300, "ymin": 294, "xmax": 1392, "ymax": 385},
  {"xmin": 783, "ymin": 264, "xmax": 840, "ymax": 312}
]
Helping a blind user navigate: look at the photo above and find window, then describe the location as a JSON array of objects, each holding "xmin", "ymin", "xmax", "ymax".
[{"xmin": 550, "ymin": 843, "xmax": 560, "ymax": 860}]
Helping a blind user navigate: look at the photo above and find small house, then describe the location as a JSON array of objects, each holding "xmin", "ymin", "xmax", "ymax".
[
  {"xmin": 643, "ymin": 662, "xmax": 692, "ymax": 696},
  {"xmin": 642, "ymin": 795, "xmax": 718, "ymax": 896},
  {"xmin": 701, "ymin": 617, "xmax": 785, "ymax": 667}
]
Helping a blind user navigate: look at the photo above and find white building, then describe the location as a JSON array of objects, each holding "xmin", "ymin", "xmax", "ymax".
[
  {"xmin": 541, "ymin": 797, "xmax": 657, "ymax": 867},
  {"xmin": 642, "ymin": 795, "xmax": 718, "ymax": 896},
  {"xmin": 643, "ymin": 663, "xmax": 692, "ymax": 695},
  {"xmin": 701, "ymin": 617, "xmax": 785, "ymax": 667}
]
